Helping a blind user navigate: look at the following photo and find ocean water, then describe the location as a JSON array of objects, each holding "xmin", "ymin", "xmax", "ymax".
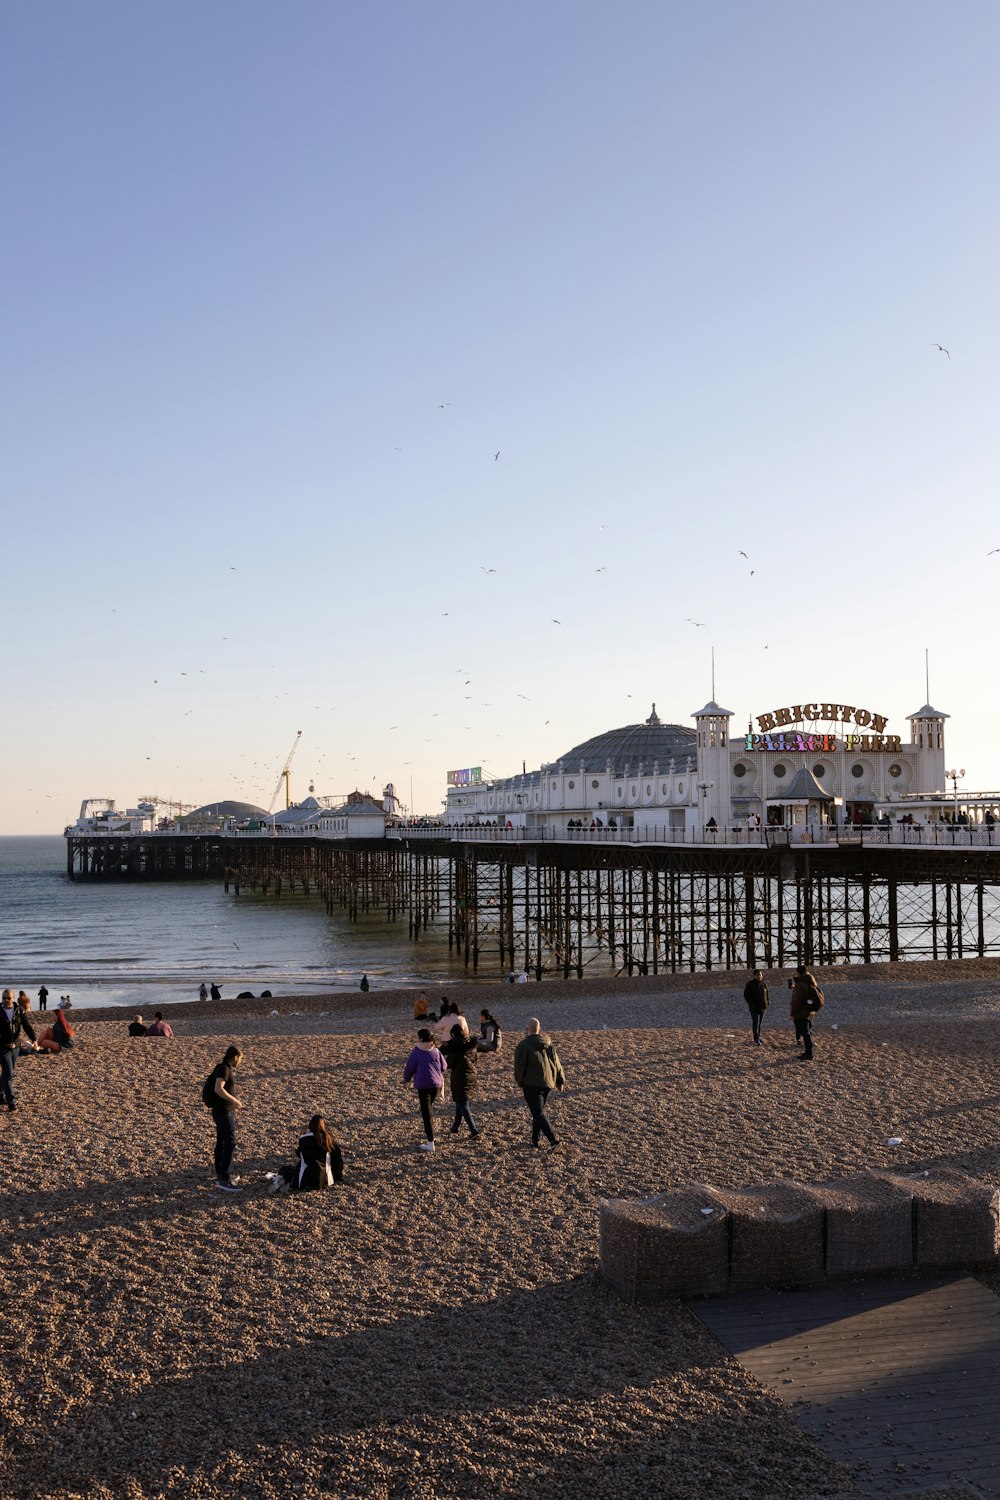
[{"xmin": 0, "ymin": 836, "xmax": 470, "ymax": 1009}]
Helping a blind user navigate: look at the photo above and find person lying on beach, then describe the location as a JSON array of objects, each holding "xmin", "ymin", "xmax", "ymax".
[
  {"xmin": 270, "ymin": 1115, "xmax": 344, "ymax": 1193},
  {"xmin": 128, "ymin": 1015, "xmax": 147, "ymax": 1037}
]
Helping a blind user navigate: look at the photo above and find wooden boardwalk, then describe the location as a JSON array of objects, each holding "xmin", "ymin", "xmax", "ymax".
[{"xmin": 692, "ymin": 1273, "xmax": 1000, "ymax": 1496}]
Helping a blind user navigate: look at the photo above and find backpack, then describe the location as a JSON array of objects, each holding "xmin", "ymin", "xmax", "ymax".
[
  {"xmin": 202, "ymin": 1070, "xmax": 219, "ymax": 1108},
  {"xmin": 806, "ymin": 979, "xmax": 825, "ymax": 1012}
]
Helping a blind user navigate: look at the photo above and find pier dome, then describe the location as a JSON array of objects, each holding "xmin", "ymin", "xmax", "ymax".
[
  {"xmin": 553, "ymin": 703, "xmax": 696, "ymax": 775},
  {"xmin": 184, "ymin": 799, "xmax": 268, "ymax": 821}
]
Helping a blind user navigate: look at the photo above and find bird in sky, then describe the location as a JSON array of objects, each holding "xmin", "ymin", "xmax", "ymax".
[
  {"xmin": 687, "ymin": 618, "xmax": 706, "ymax": 627},
  {"xmin": 481, "ymin": 566, "xmax": 496, "ymax": 574},
  {"xmin": 437, "ymin": 402, "xmax": 451, "ymax": 409},
  {"xmin": 599, "ymin": 523, "xmax": 609, "ymax": 530},
  {"xmin": 494, "ymin": 451, "xmax": 500, "ymax": 461},
  {"xmin": 989, "ymin": 548, "xmax": 1000, "ymax": 555},
  {"xmin": 931, "ymin": 344, "xmax": 950, "ymax": 358},
  {"xmin": 739, "ymin": 550, "xmax": 749, "ymax": 559},
  {"xmin": 230, "ymin": 566, "xmax": 237, "ymax": 571},
  {"xmin": 551, "ymin": 619, "xmax": 561, "ymax": 625},
  {"xmin": 517, "ymin": 694, "xmax": 531, "ymax": 700},
  {"xmin": 595, "ymin": 566, "xmax": 606, "ymax": 573}
]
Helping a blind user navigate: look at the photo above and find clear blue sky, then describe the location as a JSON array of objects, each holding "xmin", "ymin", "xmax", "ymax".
[{"xmin": 4, "ymin": 1, "xmax": 999, "ymax": 830}]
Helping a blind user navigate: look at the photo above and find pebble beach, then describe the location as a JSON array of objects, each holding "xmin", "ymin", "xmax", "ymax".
[{"xmin": 5, "ymin": 959, "xmax": 1000, "ymax": 1500}]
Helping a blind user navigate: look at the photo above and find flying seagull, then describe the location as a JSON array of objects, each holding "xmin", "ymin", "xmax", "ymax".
[
  {"xmin": 481, "ymin": 566, "xmax": 496, "ymax": 574},
  {"xmin": 551, "ymin": 619, "xmax": 561, "ymax": 625},
  {"xmin": 687, "ymin": 618, "xmax": 706, "ymax": 627},
  {"xmin": 494, "ymin": 451, "xmax": 500, "ymax": 461},
  {"xmin": 739, "ymin": 550, "xmax": 749, "ymax": 559},
  {"xmin": 931, "ymin": 344, "xmax": 950, "ymax": 358}
]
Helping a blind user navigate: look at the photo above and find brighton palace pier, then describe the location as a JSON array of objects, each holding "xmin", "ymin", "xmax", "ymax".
[{"xmin": 66, "ymin": 697, "xmax": 1000, "ymax": 977}]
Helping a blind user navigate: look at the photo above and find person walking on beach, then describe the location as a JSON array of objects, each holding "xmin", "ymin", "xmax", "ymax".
[
  {"xmin": 205, "ymin": 1045, "xmax": 243, "ymax": 1190},
  {"xmin": 0, "ymin": 988, "xmax": 38, "ymax": 1111},
  {"xmin": 513, "ymin": 1018, "xmax": 565, "ymax": 1150},
  {"xmin": 743, "ymin": 969, "xmax": 769, "ymax": 1045},
  {"xmin": 403, "ymin": 1028, "xmax": 446, "ymax": 1152},
  {"xmin": 788, "ymin": 966, "xmax": 823, "ymax": 1062},
  {"xmin": 442, "ymin": 1024, "xmax": 481, "ymax": 1137},
  {"xmin": 37, "ymin": 985, "xmax": 49, "ymax": 1011}
]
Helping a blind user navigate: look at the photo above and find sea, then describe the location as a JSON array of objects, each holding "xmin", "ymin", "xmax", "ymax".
[{"xmin": 0, "ymin": 836, "xmax": 471, "ymax": 1010}]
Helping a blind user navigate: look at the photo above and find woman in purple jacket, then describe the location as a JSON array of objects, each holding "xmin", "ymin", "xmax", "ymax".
[{"xmin": 403, "ymin": 1028, "xmax": 446, "ymax": 1152}]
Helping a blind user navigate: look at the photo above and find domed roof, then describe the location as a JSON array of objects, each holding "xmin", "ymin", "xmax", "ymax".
[
  {"xmin": 554, "ymin": 704, "xmax": 696, "ymax": 775},
  {"xmin": 184, "ymin": 799, "xmax": 268, "ymax": 821}
]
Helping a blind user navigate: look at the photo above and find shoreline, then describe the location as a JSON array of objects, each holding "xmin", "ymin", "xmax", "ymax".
[{"xmin": 71, "ymin": 953, "xmax": 1000, "ymax": 1029}]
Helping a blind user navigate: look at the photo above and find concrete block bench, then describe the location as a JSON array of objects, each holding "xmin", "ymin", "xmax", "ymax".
[{"xmin": 600, "ymin": 1168, "xmax": 999, "ymax": 1302}]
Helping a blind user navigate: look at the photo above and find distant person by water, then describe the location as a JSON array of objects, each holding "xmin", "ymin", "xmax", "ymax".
[
  {"xmin": 210, "ymin": 983, "xmax": 221, "ymax": 1002},
  {"xmin": 128, "ymin": 1015, "xmax": 147, "ymax": 1037},
  {"xmin": 37, "ymin": 985, "xmax": 48, "ymax": 1011},
  {"xmin": 199, "ymin": 983, "xmax": 208, "ymax": 1002},
  {"xmin": 16, "ymin": 990, "xmax": 30, "ymax": 1012},
  {"xmin": 360, "ymin": 974, "xmax": 370, "ymax": 993}
]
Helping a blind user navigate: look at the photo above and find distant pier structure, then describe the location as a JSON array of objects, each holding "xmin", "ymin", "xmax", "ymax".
[{"xmin": 64, "ymin": 828, "xmax": 1000, "ymax": 976}]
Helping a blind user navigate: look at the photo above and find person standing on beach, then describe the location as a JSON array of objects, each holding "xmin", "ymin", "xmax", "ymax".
[
  {"xmin": 199, "ymin": 983, "xmax": 208, "ymax": 1002},
  {"xmin": 403, "ymin": 1028, "xmax": 446, "ymax": 1152},
  {"xmin": 442, "ymin": 1024, "xmax": 481, "ymax": 1137},
  {"xmin": 210, "ymin": 982, "xmax": 221, "ymax": 1002},
  {"xmin": 37, "ymin": 986, "xmax": 49, "ymax": 1011},
  {"xmin": 360, "ymin": 974, "xmax": 370, "ymax": 993},
  {"xmin": 206, "ymin": 1045, "xmax": 243, "ymax": 1190},
  {"xmin": 788, "ymin": 966, "xmax": 823, "ymax": 1062},
  {"xmin": 513, "ymin": 1018, "xmax": 565, "ymax": 1150},
  {"xmin": 743, "ymin": 969, "xmax": 769, "ymax": 1046},
  {"xmin": 0, "ymin": 988, "xmax": 38, "ymax": 1111}
]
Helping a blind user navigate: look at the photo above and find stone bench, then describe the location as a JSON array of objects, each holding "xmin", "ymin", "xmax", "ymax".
[{"xmin": 599, "ymin": 1168, "xmax": 999, "ymax": 1302}]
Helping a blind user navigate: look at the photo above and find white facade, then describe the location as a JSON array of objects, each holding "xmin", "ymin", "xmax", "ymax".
[{"xmin": 444, "ymin": 699, "xmax": 953, "ymax": 835}]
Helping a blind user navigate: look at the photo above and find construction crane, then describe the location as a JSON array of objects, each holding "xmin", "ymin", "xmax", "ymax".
[{"xmin": 269, "ymin": 730, "xmax": 303, "ymax": 814}]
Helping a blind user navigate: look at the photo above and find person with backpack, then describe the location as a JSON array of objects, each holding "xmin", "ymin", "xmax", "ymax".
[
  {"xmin": 742, "ymin": 970, "xmax": 769, "ymax": 1046},
  {"xmin": 788, "ymin": 966, "xmax": 824, "ymax": 1062},
  {"xmin": 513, "ymin": 1018, "xmax": 565, "ymax": 1149},
  {"xmin": 203, "ymin": 1045, "xmax": 244, "ymax": 1189}
]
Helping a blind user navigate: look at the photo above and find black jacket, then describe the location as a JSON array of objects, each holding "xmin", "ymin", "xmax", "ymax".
[
  {"xmin": 0, "ymin": 1006, "xmax": 35, "ymax": 1049},
  {"xmin": 743, "ymin": 978, "xmax": 769, "ymax": 1011},
  {"xmin": 295, "ymin": 1132, "xmax": 344, "ymax": 1191},
  {"xmin": 442, "ymin": 1034, "xmax": 479, "ymax": 1103}
]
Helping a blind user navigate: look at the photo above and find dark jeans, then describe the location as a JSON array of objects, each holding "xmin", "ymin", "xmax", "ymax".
[
  {"xmin": 417, "ymin": 1087, "xmax": 437, "ymax": 1141},
  {"xmin": 748, "ymin": 1007, "xmax": 765, "ymax": 1040},
  {"xmin": 451, "ymin": 1101, "xmax": 477, "ymax": 1133},
  {"xmin": 523, "ymin": 1085, "xmax": 557, "ymax": 1146},
  {"xmin": 0, "ymin": 1048, "xmax": 16, "ymax": 1108},
  {"xmin": 794, "ymin": 1017, "xmax": 813, "ymax": 1057},
  {"xmin": 212, "ymin": 1106, "xmax": 237, "ymax": 1181}
]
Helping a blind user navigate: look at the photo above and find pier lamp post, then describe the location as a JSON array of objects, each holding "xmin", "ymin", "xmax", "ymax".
[
  {"xmin": 696, "ymin": 781, "xmax": 715, "ymax": 838},
  {"xmin": 946, "ymin": 768, "xmax": 966, "ymax": 823}
]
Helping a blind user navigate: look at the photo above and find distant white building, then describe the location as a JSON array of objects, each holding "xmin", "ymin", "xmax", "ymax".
[{"xmin": 443, "ymin": 698, "xmax": 955, "ymax": 835}]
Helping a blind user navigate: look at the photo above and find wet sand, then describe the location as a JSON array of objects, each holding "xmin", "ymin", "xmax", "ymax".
[{"xmin": 4, "ymin": 962, "xmax": 999, "ymax": 1499}]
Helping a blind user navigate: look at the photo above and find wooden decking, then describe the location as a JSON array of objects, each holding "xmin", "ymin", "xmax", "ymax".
[{"xmin": 692, "ymin": 1273, "xmax": 1000, "ymax": 1495}]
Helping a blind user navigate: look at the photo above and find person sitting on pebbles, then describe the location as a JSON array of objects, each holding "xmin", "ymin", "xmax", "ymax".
[
  {"xmin": 128, "ymin": 1015, "xmax": 148, "ymax": 1037},
  {"xmin": 270, "ymin": 1115, "xmax": 344, "ymax": 1194}
]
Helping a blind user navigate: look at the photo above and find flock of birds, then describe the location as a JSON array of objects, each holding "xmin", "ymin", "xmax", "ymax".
[{"xmin": 120, "ymin": 345, "xmax": 957, "ymax": 814}]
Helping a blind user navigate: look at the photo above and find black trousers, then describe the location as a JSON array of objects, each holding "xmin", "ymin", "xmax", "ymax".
[
  {"xmin": 522, "ymin": 1085, "xmax": 557, "ymax": 1146},
  {"xmin": 417, "ymin": 1087, "xmax": 437, "ymax": 1141},
  {"xmin": 794, "ymin": 1017, "xmax": 813, "ymax": 1057},
  {"xmin": 747, "ymin": 1006, "xmax": 765, "ymax": 1039},
  {"xmin": 212, "ymin": 1105, "xmax": 237, "ymax": 1180}
]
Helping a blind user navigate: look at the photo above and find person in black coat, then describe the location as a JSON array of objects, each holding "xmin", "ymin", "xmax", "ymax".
[
  {"xmin": 442, "ymin": 1025, "xmax": 481, "ymax": 1137},
  {"xmin": 1, "ymin": 988, "xmax": 37, "ymax": 1112},
  {"xmin": 272, "ymin": 1115, "xmax": 344, "ymax": 1192},
  {"xmin": 743, "ymin": 969, "xmax": 769, "ymax": 1046}
]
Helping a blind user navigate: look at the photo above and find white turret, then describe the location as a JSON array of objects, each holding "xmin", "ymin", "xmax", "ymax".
[
  {"xmin": 692, "ymin": 699, "xmax": 733, "ymax": 830},
  {"xmin": 906, "ymin": 703, "xmax": 948, "ymax": 794}
]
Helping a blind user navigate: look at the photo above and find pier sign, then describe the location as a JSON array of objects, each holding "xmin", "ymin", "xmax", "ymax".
[
  {"xmin": 447, "ymin": 767, "xmax": 482, "ymax": 786},
  {"xmin": 745, "ymin": 732, "xmax": 902, "ymax": 753},
  {"xmin": 754, "ymin": 703, "xmax": 891, "ymax": 733}
]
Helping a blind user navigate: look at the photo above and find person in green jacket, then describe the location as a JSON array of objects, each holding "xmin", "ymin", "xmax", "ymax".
[{"xmin": 513, "ymin": 1018, "xmax": 565, "ymax": 1149}]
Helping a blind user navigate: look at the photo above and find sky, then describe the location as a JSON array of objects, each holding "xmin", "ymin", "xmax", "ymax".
[{"xmin": 4, "ymin": 0, "xmax": 999, "ymax": 831}]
